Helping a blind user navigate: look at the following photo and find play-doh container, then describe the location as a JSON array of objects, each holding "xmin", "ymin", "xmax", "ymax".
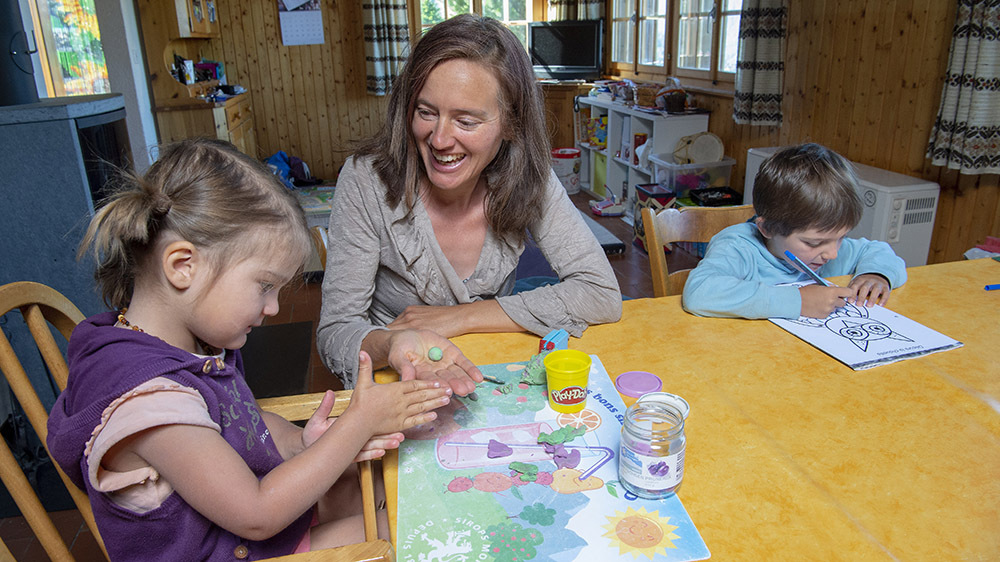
[
  {"xmin": 614, "ymin": 371, "xmax": 664, "ymax": 407},
  {"xmin": 543, "ymin": 349, "xmax": 591, "ymax": 413}
]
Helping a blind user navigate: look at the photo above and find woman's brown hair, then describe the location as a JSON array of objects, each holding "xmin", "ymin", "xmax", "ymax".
[
  {"xmin": 79, "ymin": 138, "xmax": 311, "ymax": 309},
  {"xmin": 355, "ymin": 14, "xmax": 549, "ymax": 244}
]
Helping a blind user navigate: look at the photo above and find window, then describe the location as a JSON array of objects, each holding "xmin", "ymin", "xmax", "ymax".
[
  {"xmin": 414, "ymin": 0, "xmax": 535, "ymax": 46},
  {"xmin": 28, "ymin": 0, "xmax": 110, "ymax": 97},
  {"xmin": 611, "ymin": 0, "xmax": 741, "ymax": 89}
]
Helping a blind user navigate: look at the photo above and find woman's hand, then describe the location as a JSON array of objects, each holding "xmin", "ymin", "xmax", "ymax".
[
  {"xmin": 848, "ymin": 273, "xmax": 892, "ymax": 307},
  {"xmin": 387, "ymin": 300, "xmax": 522, "ymax": 339},
  {"xmin": 385, "ymin": 329, "xmax": 483, "ymax": 397},
  {"xmin": 388, "ymin": 305, "xmax": 465, "ymax": 338}
]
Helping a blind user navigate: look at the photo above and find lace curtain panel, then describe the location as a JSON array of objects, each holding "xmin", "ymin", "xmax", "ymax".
[
  {"xmin": 549, "ymin": 0, "xmax": 603, "ymax": 21},
  {"xmin": 363, "ymin": 0, "xmax": 409, "ymax": 96},
  {"xmin": 926, "ymin": 0, "xmax": 1000, "ymax": 175},
  {"xmin": 732, "ymin": 0, "xmax": 786, "ymax": 126}
]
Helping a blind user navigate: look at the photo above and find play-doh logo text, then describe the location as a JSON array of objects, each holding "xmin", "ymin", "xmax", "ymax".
[{"xmin": 551, "ymin": 386, "xmax": 586, "ymax": 405}]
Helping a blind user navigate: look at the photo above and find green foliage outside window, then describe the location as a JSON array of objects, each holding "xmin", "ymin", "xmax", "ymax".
[{"xmin": 46, "ymin": 0, "xmax": 109, "ymax": 95}]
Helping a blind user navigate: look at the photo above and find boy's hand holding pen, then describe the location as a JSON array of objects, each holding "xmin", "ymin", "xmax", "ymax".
[{"xmin": 785, "ymin": 250, "xmax": 890, "ymax": 318}]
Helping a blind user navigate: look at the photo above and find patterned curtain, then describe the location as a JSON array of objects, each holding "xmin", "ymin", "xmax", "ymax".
[
  {"xmin": 362, "ymin": 0, "xmax": 409, "ymax": 96},
  {"xmin": 732, "ymin": 0, "xmax": 786, "ymax": 126},
  {"xmin": 549, "ymin": 0, "xmax": 603, "ymax": 21},
  {"xmin": 926, "ymin": 0, "xmax": 1000, "ymax": 175}
]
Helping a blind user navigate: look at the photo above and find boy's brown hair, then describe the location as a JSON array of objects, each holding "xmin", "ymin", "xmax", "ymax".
[{"xmin": 753, "ymin": 143, "xmax": 862, "ymax": 237}]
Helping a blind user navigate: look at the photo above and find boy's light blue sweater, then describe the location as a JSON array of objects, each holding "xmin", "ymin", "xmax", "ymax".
[{"xmin": 682, "ymin": 222, "xmax": 907, "ymax": 319}]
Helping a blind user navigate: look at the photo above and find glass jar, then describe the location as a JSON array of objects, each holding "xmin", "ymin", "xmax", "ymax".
[{"xmin": 618, "ymin": 395, "xmax": 686, "ymax": 499}]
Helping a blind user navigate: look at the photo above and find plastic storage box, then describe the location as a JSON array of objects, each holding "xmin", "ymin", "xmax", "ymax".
[{"xmin": 649, "ymin": 154, "xmax": 736, "ymax": 197}]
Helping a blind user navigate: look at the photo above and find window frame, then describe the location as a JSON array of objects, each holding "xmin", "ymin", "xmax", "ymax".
[
  {"xmin": 407, "ymin": 0, "xmax": 545, "ymax": 42},
  {"xmin": 609, "ymin": 0, "xmax": 739, "ymax": 92}
]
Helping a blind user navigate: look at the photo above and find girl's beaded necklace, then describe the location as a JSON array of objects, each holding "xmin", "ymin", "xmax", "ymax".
[
  {"xmin": 116, "ymin": 308, "xmax": 144, "ymax": 333},
  {"xmin": 117, "ymin": 307, "xmax": 220, "ymax": 356}
]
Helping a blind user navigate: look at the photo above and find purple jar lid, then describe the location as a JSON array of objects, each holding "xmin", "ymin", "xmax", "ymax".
[{"xmin": 615, "ymin": 371, "xmax": 663, "ymax": 398}]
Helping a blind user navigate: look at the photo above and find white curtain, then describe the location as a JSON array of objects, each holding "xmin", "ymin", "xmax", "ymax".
[
  {"xmin": 549, "ymin": 0, "xmax": 603, "ymax": 21},
  {"xmin": 926, "ymin": 0, "xmax": 1000, "ymax": 175},
  {"xmin": 362, "ymin": 0, "xmax": 409, "ymax": 96},
  {"xmin": 732, "ymin": 0, "xmax": 786, "ymax": 126}
]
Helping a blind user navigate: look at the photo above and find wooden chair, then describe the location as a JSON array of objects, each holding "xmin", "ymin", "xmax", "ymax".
[
  {"xmin": 641, "ymin": 205, "xmax": 755, "ymax": 297},
  {"xmin": 309, "ymin": 226, "xmax": 328, "ymax": 267},
  {"xmin": 0, "ymin": 281, "xmax": 391, "ymax": 561}
]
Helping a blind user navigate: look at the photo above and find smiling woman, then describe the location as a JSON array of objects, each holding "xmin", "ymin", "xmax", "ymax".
[{"xmin": 317, "ymin": 14, "xmax": 623, "ymax": 393}]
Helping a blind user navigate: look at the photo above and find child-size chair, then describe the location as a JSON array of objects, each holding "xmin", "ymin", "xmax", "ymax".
[
  {"xmin": 641, "ymin": 205, "xmax": 755, "ymax": 297},
  {"xmin": 0, "ymin": 281, "xmax": 391, "ymax": 561}
]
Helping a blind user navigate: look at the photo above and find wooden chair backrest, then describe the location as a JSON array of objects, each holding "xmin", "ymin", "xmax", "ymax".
[
  {"xmin": 0, "ymin": 281, "xmax": 391, "ymax": 561},
  {"xmin": 0, "ymin": 281, "xmax": 107, "ymax": 561},
  {"xmin": 309, "ymin": 226, "xmax": 328, "ymax": 267},
  {"xmin": 641, "ymin": 205, "xmax": 755, "ymax": 297}
]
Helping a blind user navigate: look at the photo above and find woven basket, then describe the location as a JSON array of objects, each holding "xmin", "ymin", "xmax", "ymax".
[{"xmin": 635, "ymin": 84, "xmax": 660, "ymax": 107}]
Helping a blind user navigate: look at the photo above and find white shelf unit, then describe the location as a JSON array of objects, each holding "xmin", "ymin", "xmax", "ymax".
[{"xmin": 575, "ymin": 97, "xmax": 709, "ymax": 217}]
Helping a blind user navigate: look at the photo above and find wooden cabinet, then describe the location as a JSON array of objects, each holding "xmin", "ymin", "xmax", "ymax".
[
  {"xmin": 155, "ymin": 93, "xmax": 257, "ymax": 157},
  {"xmin": 541, "ymin": 82, "xmax": 592, "ymax": 150},
  {"xmin": 138, "ymin": 0, "xmax": 258, "ymax": 156},
  {"xmin": 175, "ymin": 0, "xmax": 220, "ymax": 38},
  {"xmin": 224, "ymin": 95, "xmax": 256, "ymax": 156}
]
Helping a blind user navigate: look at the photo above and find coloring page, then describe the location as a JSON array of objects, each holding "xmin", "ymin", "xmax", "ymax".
[{"xmin": 770, "ymin": 300, "xmax": 962, "ymax": 370}]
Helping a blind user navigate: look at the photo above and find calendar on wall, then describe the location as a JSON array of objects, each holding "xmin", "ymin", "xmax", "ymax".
[{"xmin": 278, "ymin": 0, "xmax": 324, "ymax": 46}]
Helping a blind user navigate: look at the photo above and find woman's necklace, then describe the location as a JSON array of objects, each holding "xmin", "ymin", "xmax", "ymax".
[{"xmin": 117, "ymin": 307, "xmax": 220, "ymax": 356}]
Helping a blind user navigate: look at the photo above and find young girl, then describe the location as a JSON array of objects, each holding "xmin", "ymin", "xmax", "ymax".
[{"xmin": 45, "ymin": 138, "xmax": 458, "ymax": 560}]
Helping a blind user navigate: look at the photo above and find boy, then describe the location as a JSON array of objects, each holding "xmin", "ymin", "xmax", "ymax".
[{"xmin": 682, "ymin": 143, "xmax": 906, "ymax": 319}]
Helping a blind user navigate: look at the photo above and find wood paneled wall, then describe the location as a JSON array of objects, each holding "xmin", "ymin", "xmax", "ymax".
[
  {"xmin": 686, "ymin": 0, "xmax": 999, "ymax": 264},
  {"xmin": 197, "ymin": 0, "xmax": 998, "ymax": 264},
  {"xmin": 201, "ymin": 0, "xmax": 387, "ymax": 180}
]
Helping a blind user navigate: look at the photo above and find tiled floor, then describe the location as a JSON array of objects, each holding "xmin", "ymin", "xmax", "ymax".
[
  {"xmin": 0, "ymin": 191, "xmax": 676, "ymax": 560},
  {"xmin": 0, "ymin": 508, "xmax": 103, "ymax": 561}
]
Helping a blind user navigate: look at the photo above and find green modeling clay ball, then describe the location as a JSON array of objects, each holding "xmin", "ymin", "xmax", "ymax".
[{"xmin": 428, "ymin": 346, "xmax": 443, "ymax": 361}]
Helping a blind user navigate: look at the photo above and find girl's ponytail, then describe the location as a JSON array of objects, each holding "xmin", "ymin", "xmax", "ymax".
[{"xmin": 79, "ymin": 172, "xmax": 174, "ymax": 309}]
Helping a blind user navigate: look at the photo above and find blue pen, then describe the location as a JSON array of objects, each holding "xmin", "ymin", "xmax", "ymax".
[
  {"xmin": 784, "ymin": 250, "xmax": 834, "ymax": 287},
  {"xmin": 986, "ymin": 284, "xmax": 1000, "ymax": 291}
]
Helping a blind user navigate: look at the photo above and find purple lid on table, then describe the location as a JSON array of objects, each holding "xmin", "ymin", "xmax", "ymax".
[{"xmin": 615, "ymin": 371, "xmax": 663, "ymax": 398}]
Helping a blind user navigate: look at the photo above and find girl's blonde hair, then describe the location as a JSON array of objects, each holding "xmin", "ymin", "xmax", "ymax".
[{"xmin": 80, "ymin": 138, "xmax": 311, "ymax": 309}]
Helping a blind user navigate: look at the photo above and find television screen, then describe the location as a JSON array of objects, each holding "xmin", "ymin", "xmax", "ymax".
[{"xmin": 528, "ymin": 20, "xmax": 603, "ymax": 81}]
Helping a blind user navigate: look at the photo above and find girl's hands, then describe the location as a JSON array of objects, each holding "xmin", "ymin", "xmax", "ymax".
[
  {"xmin": 799, "ymin": 284, "xmax": 856, "ymax": 318},
  {"xmin": 301, "ymin": 390, "xmax": 336, "ymax": 449},
  {"xmin": 347, "ymin": 351, "xmax": 452, "ymax": 436},
  {"xmin": 385, "ymin": 329, "xmax": 483, "ymax": 397},
  {"xmin": 301, "ymin": 391, "xmax": 405, "ymax": 460},
  {"xmin": 848, "ymin": 273, "xmax": 892, "ymax": 307},
  {"xmin": 353, "ymin": 432, "xmax": 405, "ymax": 462}
]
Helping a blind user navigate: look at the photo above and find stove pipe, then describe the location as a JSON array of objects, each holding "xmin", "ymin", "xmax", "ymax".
[{"xmin": 1, "ymin": 0, "xmax": 40, "ymax": 106}]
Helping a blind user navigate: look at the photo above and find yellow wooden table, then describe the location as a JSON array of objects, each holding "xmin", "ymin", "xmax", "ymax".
[{"xmin": 385, "ymin": 258, "xmax": 1000, "ymax": 559}]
